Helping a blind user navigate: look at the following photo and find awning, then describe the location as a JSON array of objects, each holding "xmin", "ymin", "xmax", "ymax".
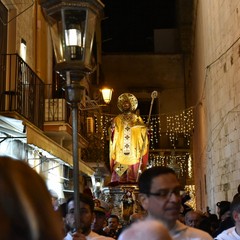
[
  {"xmin": 25, "ymin": 122, "xmax": 94, "ymax": 176},
  {"xmin": 0, "ymin": 115, "xmax": 25, "ymax": 138}
]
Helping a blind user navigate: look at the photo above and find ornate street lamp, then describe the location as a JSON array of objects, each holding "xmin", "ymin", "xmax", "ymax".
[
  {"xmin": 40, "ymin": 0, "xmax": 104, "ymax": 231},
  {"xmin": 100, "ymin": 86, "xmax": 113, "ymax": 104}
]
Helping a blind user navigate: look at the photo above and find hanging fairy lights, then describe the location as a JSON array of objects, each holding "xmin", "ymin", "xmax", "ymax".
[
  {"xmin": 147, "ymin": 153, "xmax": 165, "ymax": 168},
  {"xmin": 91, "ymin": 107, "xmax": 194, "ymax": 151},
  {"xmin": 187, "ymin": 154, "xmax": 193, "ymax": 178},
  {"xmin": 166, "ymin": 107, "xmax": 194, "ymax": 147},
  {"xmin": 148, "ymin": 152, "xmax": 192, "ymax": 177},
  {"xmin": 142, "ymin": 115, "xmax": 161, "ymax": 150},
  {"xmin": 89, "ymin": 107, "xmax": 194, "ymax": 182}
]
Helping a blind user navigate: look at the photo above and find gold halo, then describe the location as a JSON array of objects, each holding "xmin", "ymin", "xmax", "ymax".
[{"xmin": 117, "ymin": 93, "xmax": 138, "ymax": 112}]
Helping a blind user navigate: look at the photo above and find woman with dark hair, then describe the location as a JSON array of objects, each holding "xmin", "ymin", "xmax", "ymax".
[
  {"xmin": 0, "ymin": 156, "xmax": 63, "ymax": 240},
  {"xmin": 213, "ymin": 201, "xmax": 235, "ymax": 237}
]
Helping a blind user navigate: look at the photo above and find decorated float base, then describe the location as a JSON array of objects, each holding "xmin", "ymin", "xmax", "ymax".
[{"xmin": 100, "ymin": 183, "xmax": 141, "ymax": 224}]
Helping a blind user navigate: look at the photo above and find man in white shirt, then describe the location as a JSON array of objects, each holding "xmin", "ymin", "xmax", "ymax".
[
  {"xmin": 215, "ymin": 195, "xmax": 240, "ymax": 240},
  {"xmin": 138, "ymin": 166, "xmax": 213, "ymax": 240},
  {"xmin": 64, "ymin": 193, "xmax": 114, "ymax": 240}
]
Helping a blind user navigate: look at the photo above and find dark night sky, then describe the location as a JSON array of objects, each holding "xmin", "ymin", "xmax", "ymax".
[{"xmin": 101, "ymin": 0, "xmax": 177, "ymax": 53}]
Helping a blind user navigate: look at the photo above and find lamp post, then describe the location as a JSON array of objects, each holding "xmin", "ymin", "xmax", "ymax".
[{"xmin": 40, "ymin": 0, "xmax": 104, "ymax": 231}]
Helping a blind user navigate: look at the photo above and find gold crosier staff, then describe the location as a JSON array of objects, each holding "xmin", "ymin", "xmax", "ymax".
[{"xmin": 136, "ymin": 91, "xmax": 158, "ymax": 182}]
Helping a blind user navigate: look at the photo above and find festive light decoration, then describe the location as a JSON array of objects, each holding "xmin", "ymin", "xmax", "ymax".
[
  {"xmin": 142, "ymin": 115, "xmax": 161, "ymax": 150},
  {"xmin": 187, "ymin": 154, "xmax": 193, "ymax": 178},
  {"xmin": 89, "ymin": 107, "xmax": 194, "ymax": 185},
  {"xmin": 166, "ymin": 107, "xmax": 194, "ymax": 148},
  {"xmin": 91, "ymin": 107, "xmax": 194, "ymax": 150}
]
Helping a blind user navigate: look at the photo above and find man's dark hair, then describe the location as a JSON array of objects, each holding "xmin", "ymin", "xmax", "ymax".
[
  {"xmin": 138, "ymin": 166, "xmax": 177, "ymax": 194},
  {"xmin": 108, "ymin": 214, "xmax": 119, "ymax": 222},
  {"xmin": 66, "ymin": 193, "xmax": 94, "ymax": 212},
  {"xmin": 216, "ymin": 201, "xmax": 231, "ymax": 218},
  {"xmin": 230, "ymin": 195, "xmax": 240, "ymax": 217}
]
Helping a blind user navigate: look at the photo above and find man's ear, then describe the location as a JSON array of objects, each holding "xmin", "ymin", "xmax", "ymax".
[
  {"xmin": 232, "ymin": 210, "xmax": 239, "ymax": 222},
  {"xmin": 65, "ymin": 213, "xmax": 70, "ymax": 225},
  {"xmin": 138, "ymin": 193, "xmax": 149, "ymax": 210}
]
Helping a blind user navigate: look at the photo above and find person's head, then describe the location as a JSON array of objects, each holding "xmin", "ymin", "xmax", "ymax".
[
  {"xmin": 138, "ymin": 166, "xmax": 182, "ymax": 229},
  {"xmin": 216, "ymin": 201, "xmax": 231, "ymax": 220},
  {"xmin": 129, "ymin": 212, "xmax": 145, "ymax": 224},
  {"xmin": 122, "ymin": 99, "xmax": 131, "ymax": 112},
  {"xmin": 49, "ymin": 189, "xmax": 59, "ymax": 211},
  {"xmin": 108, "ymin": 214, "xmax": 120, "ymax": 230},
  {"xmin": 0, "ymin": 156, "xmax": 63, "ymax": 240},
  {"xmin": 184, "ymin": 210, "xmax": 203, "ymax": 228},
  {"xmin": 117, "ymin": 93, "xmax": 138, "ymax": 113},
  {"xmin": 118, "ymin": 219, "xmax": 172, "ymax": 240},
  {"xmin": 230, "ymin": 195, "xmax": 240, "ymax": 225},
  {"xmin": 92, "ymin": 202, "xmax": 107, "ymax": 233},
  {"xmin": 65, "ymin": 193, "xmax": 94, "ymax": 235},
  {"xmin": 232, "ymin": 185, "xmax": 240, "ymax": 201}
]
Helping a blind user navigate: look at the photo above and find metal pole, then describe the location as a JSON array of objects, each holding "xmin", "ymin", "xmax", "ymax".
[
  {"xmin": 66, "ymin": 71, "xmax": 83, "ymax": 232},
  {"xmin": 72, "ymin": 103, "xmax": 80, "ymax": 231}
]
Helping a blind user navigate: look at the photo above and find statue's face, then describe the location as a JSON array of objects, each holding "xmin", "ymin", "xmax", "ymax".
[{"xmin": 122, "ymin": 100, "xmax": 131, "ymax": 112}]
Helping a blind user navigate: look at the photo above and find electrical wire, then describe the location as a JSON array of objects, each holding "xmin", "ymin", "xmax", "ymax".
[{"xmin": 0, "ymin": 0, "xmax": 34, "ymax": 25}]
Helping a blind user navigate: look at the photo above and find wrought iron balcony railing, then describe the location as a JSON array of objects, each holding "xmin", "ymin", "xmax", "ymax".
[
  {"xmin": 0, "ymin": 54, "xmax": 45, "ymax": 129},
  {"xmin": 0, "ymin": 54, "xmax": 88, "ymax": 138}
]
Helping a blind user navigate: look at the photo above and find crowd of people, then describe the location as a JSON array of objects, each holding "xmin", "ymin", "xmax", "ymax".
[
  {"xmin": 50, "ymin": 165, "xmax": 240, "ymax": 240},
  {"xmin": 2, "ymin": 155, "xmax": 240, "ymax": 240}
]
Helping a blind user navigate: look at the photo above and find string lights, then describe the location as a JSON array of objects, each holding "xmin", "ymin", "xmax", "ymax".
[
  {"xmin": 92, "ymin": 107, "xmax": 194, "ymax": 150},
  {"xmin": 166, "ymin": 107, "xmax": 194, "ymax": 148},
  {"xmin": 89, "ymin": 107, "xmax": 195, "ymax": 207},
  {"xmin": 90, "ymin": 107, "xmax": 194, "ymax": 184},
  {"xmin": 148, "ymin": 152, "xmax": 192, "ymax": 177}
]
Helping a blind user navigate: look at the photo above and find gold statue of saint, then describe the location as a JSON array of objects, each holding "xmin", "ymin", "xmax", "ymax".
[{"xmin": 109, "ymin": 93, "xmax": 149, "ymax": 183}]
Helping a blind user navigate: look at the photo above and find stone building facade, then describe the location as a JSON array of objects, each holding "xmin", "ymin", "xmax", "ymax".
[{"xmin": 192, "ymin": 0, "xmax": 240, "ymax": 211}]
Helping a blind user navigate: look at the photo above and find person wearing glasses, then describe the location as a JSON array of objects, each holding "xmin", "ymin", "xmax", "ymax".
[{"xmin": 138, "ymin": 166, "xmax": 213, "ymax": 240}]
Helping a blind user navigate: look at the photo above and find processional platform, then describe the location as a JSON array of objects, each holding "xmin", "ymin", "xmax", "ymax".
[{"xmin": 100, "ymin": 182, "xmax": 141, "ymax": 224}]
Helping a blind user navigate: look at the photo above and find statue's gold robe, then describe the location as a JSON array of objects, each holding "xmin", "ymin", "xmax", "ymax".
[{"xmin": 109, "ymin": 113, "xmax": 149, "ymax": 182}]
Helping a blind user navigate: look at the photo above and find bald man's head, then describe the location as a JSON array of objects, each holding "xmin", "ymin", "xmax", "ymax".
[{"xmin": 118, "ymin": 219, "xmax": 172, "ymax": 240}]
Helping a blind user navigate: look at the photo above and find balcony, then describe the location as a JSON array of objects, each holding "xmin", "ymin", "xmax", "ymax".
[
  {"xmin": 0, "ymin": 54, "xmax": 45, "ymax": 129},
  {"xmin": 0, "ymin": 54, "xmax": 91, "ymax": 163}
]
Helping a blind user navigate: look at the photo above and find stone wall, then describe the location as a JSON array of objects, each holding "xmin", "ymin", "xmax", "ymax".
[
  {"xmin": 6, "ymin": 2, "xmax": 52, "ymax": 83},
  {"xmin": 102, "ymin": 54, "xmax": 186, "ymax": 115},
  {"xmin": 192, "ymin": 0, "xmax": 240, "ymax": 212}
]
